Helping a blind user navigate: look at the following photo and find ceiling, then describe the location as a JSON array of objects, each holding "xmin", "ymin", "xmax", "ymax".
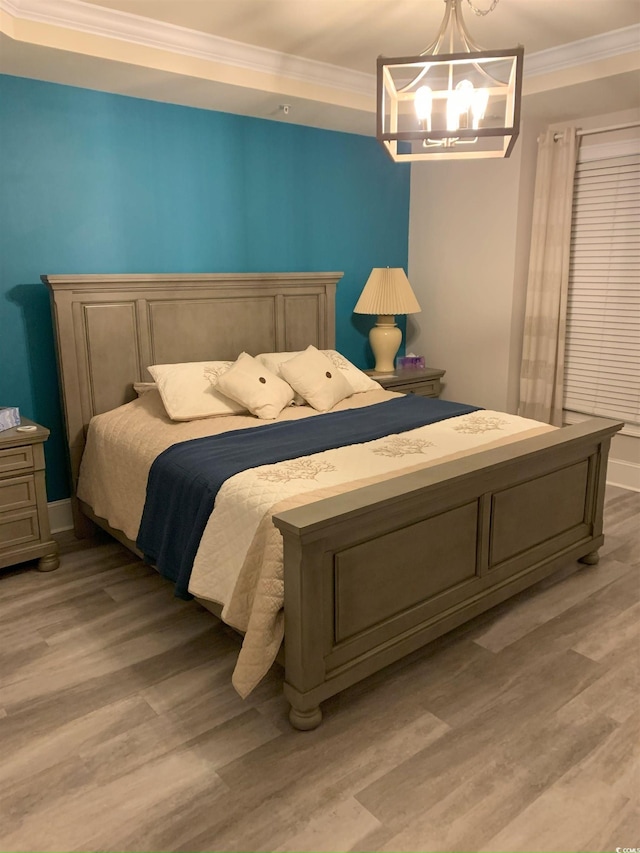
[{"xmin": 1, "ymin": 0, "xmax": 639, "ymax": 135}]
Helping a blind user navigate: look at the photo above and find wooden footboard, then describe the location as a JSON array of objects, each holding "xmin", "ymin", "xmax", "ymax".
[{"xmin": 273, "ymin": 417, "xmax": 622, "ymax": 730}]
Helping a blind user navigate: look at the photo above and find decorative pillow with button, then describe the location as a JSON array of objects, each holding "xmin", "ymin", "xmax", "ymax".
[
  {"xmin": 147, "ymin": 361, "xmax": 246, "ymax": 420},
  {"xmin": 256, "ymin": 349, "xmax": 381, "ymax": 396},
  {"xmin": 215, "ymin": 352, "xmax": 295, "ymax": 419},
  {"xmin": 279, "ymin": 345, "xmax": 353, "ymax": 412},
  {"xmin": 254, "ymin": 351, "xmax": 306, "ymax": 405},
  {"xmin": 322, "ymin": 350, "xmax": 382, "ymax": 393}
]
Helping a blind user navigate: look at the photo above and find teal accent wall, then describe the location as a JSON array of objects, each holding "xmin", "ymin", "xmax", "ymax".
[{"xmin": 0, "ymin": 74, "xmax": 410, "ymax": 501}]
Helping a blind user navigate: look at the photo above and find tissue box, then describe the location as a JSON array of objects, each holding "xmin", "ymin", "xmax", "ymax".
[
  {"xmin": 396, "ymin": 355, "xmax": 425, "ymax": 369},
  {"xmin": 0, "ymin": 407, "xmax": 21, "ymax": 432}
]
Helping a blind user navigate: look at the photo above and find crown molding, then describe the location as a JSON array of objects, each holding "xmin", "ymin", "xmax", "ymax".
[
  {"xmin": 2, "ymin": 0, "xmax": 638, "ymax": 95},
  {"xmin": 524, "ymin": 24, "xmax": 640, "ymax": 76},
  {"xmin": 0, "ymin": 0, "xmax": 375, "ymax": 96}
]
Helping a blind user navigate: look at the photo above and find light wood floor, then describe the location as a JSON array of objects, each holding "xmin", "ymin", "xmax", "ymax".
[{"xmin": 0, "ymin": 486, "xmax": 638, "ymax": 853}]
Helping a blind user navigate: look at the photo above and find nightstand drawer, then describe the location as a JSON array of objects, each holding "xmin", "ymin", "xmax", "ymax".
[
  {"xmin": 0, "ymin": 475, "xmax": 37, "ymax": 512},
  {"xmin": 401, "ymin": 380, "xmax": 441, "ymax": 397},
  {"xmin": 0, "ymin": 508, "xmax": 40, "ymax": 550},
  {"xmin": 0, "ymin": 445, "xmax": 34, "ymax": 475},
  {"xmin": 366, "ymin": 367, "xmax": 445, "ymax": 399},
  {"xmin": 0, "ymin": 419, "xmax": 58, "ymax": 572}
]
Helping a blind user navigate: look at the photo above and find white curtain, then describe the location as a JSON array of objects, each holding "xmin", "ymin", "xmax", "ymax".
[{"xmin": 519, "ymin": 127, "xmax": 578, "ymax": 425}]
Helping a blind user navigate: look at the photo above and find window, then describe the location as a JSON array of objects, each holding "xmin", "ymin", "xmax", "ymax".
[{"xmin": 564, "ymin": 139, "xmax": 640, "ymax": 433}]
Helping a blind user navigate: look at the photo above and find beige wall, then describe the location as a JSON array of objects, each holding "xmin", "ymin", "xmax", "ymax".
[
  {"xmin": 408, "ymin": 107, "xmax": 639, "ymax": 489},
  {"xmin": 407, "ymin": 117, "xmax": 544, "ymax": 412}
]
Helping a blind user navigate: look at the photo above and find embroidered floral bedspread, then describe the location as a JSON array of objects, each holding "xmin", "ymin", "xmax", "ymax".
[{"xmin": 137, "ymin": 395, "xmax": 478, "ymax": 598}]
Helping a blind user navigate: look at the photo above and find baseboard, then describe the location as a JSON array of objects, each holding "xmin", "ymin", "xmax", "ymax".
[
  {"xmin": 606, "ymin": 458, "xmax": 640, "ymax": 492},
  {"xmin": 48, "ymin": 499, "xmax": 74, "ymax": 533}
]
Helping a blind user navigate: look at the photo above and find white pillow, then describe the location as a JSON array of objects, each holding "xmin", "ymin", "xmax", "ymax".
[
  {"xmin": 133, "ymin": 381, "xmax": 157, "ymax": 396},
  {"xmin": 147, "ymin": 361, "xmax": 246, "ymax": 421},
  {"xmin": 256, "ymin": 349, "xmax": 381, "ymax": 396},
  {"xmin": 255, "ymin": 351, "xmax": 298, "ymax": 375},
  {"xmin": 280, "ymin": 346, "xmax": 353, "ymax": 412},
  {"xmin": 255, "ymin": 351, "xmax": 306, "ymax": 405},
  {"xmin": 322, "ymin": 350, "xmax": 382, "ymax": 394},
  {"xmin": 216, "ymin": 352, "xmax": 295, "ymax": 419}
]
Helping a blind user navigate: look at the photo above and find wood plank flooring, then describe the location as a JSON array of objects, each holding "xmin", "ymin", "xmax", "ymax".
[{"xmin": 0, "ymin": 486, "xmax": 638, "ymax": 852}]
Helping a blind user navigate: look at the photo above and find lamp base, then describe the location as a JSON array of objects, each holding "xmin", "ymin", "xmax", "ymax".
[{"xmin": 369, "ymin": 315, "xmax": 402, "ymax": 373}]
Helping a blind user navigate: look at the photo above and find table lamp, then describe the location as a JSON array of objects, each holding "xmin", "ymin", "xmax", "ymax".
[{"xmin": 353, "ymin": 267, "xmax": 421, "ymax": 373}]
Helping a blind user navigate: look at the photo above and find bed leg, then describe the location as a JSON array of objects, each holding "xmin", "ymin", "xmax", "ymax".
[
  {"xmin": 71, "ymin": 499, "xmax": 97, "ymax": 539},
  {"xmin": 37, "ymin": 548, "xmax": 60, "ymax": 572},
  {"xmin": 579, "ymin": 550, "xmax": 600, "ymax": 566},
  {"xmin": 289, "ymin": 704, "xmax": 322, "ymax": 731}
]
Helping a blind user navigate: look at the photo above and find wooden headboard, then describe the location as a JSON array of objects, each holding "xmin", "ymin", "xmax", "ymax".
[{"xmin": 43, "ymin": 272, "xmax": 342, "ymax": 500}]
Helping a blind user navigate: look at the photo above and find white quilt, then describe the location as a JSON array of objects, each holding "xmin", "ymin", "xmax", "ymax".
[{"xmin": 77, "ymin": 391, "xmax": 555, "ymax": 696}]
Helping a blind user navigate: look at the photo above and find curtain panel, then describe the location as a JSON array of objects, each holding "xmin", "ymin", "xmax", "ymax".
[{"xmin": 519, "ymin": 127, "xmax": 578, "ymax": 425}]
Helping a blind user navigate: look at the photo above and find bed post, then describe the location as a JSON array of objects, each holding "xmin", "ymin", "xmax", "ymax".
[
  {"xmin": 279, "ymin": 529, "xmax": 327, "ymax": 730},
  {"xmin": 577, "ymin": 431, "xmax": 612, "ymax": 567}
]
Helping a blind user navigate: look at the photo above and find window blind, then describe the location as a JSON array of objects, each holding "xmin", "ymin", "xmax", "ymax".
[{"xmin": 564, "ymin": 146, "xmax": 640, "ymax": 430}]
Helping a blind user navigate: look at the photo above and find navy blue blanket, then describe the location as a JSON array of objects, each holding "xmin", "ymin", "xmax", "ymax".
[{"xmin": 137, "ymin": 395, "xmax": 479, "ymax": 597}]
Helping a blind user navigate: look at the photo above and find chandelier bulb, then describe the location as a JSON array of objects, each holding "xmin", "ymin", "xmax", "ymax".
[
  {"xmin": 455, "ymin": 79, "xmax": 475, "ymax": 111},
  {"xmin": 472, "ymin": 88, "xmax": 490, "ymax": 127},
  {"xmin": 415, "ymin": 86, "xmax": 433, "ymax": 128}
]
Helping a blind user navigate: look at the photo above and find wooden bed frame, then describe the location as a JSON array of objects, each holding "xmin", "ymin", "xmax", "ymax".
[{"xmin": 44, "ymin": 272, "xmax": 622, "ymax": 730}]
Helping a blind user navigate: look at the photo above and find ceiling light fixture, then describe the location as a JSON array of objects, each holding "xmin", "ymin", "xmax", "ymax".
[{"xmin": 377, "ymin": 0, "xmax": 524, "ymax": 162}]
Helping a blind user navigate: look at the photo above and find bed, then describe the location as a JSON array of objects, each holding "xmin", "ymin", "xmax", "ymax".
[{"xmin": 44, "ymin": 272, "xmax": 622, "ymax": 730}]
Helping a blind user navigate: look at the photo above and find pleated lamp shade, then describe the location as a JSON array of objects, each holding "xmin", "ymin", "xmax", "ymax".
[
  {"xmin": 353, "ymin": 267, "xmax": 421, "ymax": 316},
  {"xmin": 354, "ymin": 268, "xmax": 421, "ymax": 373}
]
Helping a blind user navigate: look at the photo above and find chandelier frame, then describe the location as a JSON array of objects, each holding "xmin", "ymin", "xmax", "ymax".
[{"xmin": 376, "ymin": 0, "xmax": 524, "ymax": 163}]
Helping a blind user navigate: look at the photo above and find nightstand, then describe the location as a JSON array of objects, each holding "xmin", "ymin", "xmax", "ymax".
[
  {"xmin": 367, "ymin": 366, "xmax": 446, "ymax": 398},
  {"xmin": 0, "ymin": 418, "xmax": 59, "ymax": 573}
]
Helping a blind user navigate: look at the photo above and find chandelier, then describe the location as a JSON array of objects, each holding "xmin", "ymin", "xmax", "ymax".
[{"xmin": 377, "ymin": 0, "xmax": 524, "ymax": 162}]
